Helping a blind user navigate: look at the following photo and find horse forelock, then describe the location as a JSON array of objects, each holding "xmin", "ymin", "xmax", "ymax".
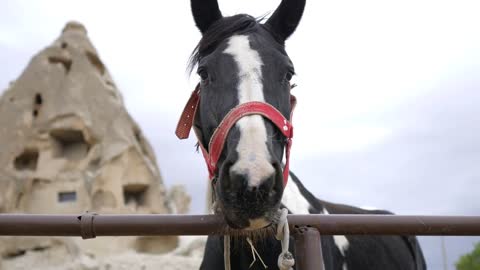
[{"xmin": 188, "ymin": 14, "xmax": 261, "ymax": 74}]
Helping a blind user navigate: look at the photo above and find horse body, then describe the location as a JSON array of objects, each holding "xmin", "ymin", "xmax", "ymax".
[
  {"xmin": 200, "ymin": 171, "xmax": 427, "ymax": 270},
  {"xmin": 183, "ymin": 0, "xmax": 427, "ymax": 269}
]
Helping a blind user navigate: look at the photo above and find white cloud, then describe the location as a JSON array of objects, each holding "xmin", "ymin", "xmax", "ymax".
[{"xmin": 295, "ymin": 125, "xmax": 393, "ymax": 155}]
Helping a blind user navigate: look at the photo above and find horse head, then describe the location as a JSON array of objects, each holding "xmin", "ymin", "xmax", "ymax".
[{"xmin": 181, "ymin": 0, "xmax": 305, "ymax": 230}]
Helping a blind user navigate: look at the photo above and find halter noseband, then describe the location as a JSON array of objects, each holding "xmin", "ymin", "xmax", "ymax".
[{"xmin": 176, "ymin": 84, "xmax": 296, "ymax": 186}]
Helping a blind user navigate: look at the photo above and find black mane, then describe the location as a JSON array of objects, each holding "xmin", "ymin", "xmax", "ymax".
[{"xmin": 188, "ymin": 14, "xmax": 262, "ymax": 73}]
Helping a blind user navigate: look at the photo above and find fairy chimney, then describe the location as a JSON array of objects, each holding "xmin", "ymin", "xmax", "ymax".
[{"xmin": 0, "ymin": 22, "xmax": 189, "ymax": 264}]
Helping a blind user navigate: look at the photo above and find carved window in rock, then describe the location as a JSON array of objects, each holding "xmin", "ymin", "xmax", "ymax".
[
  {"xmin": 58, "ymin": 191, "xmax": 77, "ymax": 203},
  {"xmin": 123, "ymin": 184, "xmax": 149, "ymax": 208},
  {"xmin": 14, "ymin": 148, "xmax": 39, "ymax": 171},
  {"xmin": 33, "ymin": 93, "xmax": 42, "ymax": 118},
  {"xmin": 50, "ymin": 129, "xmax": 90, "ymax": 160}
]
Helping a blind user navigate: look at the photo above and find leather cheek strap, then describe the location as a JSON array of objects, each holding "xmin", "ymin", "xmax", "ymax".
[{"xmin": 175, "ymin": 84, "xmax": 201, "ymax": 140}]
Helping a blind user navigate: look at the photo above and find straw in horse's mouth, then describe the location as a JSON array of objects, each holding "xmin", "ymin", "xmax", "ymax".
[
  {"xmin": 222, "ymin": 224, "xmax": 276, "ymax": 245},
  {"xmin": 218, "ymin": 208, "xmax": 283, "ymax": 242}
]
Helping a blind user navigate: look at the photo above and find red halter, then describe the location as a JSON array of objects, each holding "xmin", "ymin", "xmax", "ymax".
[{"xmin": 176, "ymin": 84, "xmax": 296, "ymax": 186}]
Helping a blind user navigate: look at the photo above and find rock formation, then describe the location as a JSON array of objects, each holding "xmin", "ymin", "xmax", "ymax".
[
  {"xmin": 0, "ymin": 22, "xmax": 201, "ymax": 269},
  {"xmin": 0, "ymin": 21, "xmax": 170, "ymax": 215}
]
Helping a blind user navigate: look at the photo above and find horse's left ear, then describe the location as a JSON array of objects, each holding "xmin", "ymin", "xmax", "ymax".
[{"xmin": 265, "ymin": 0, "xmax": 306, "ymax": 41}]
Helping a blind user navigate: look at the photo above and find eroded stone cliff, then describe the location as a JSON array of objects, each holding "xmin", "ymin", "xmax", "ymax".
[{"xmin": 0, "ymin": 22, "xmax": 200, "ymax": 269}]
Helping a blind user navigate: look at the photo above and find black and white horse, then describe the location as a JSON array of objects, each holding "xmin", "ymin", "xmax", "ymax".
[{"xmin": 185, "ymin": 0, "xmax": 427, "ymax": 269}]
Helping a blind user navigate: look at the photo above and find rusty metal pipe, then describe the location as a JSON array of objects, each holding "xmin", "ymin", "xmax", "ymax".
[
  {"xmin": 293, "ymin": 227, "xmax": 325, "ymax": 270},
  {"xmin": 287, "ymin": 214, "xmax": 480, "ymax": 235},
  {"xmin": 0, "ymin": 214, "xmax": 479, "ymax": 237}
]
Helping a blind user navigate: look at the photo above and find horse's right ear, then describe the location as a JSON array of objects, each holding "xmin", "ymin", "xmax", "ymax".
[{"xmin": 191, "ymin": 0, "xmax": 223, "ymax": 34}]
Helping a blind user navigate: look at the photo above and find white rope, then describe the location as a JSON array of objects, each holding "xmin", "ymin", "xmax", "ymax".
[
  {"xmin": 275, "ymin": 208, "xmax": 295, "ymax": 270},
  {"xmin": 224, "ymin": 235, "xmax": 231, "ymax": 270}
]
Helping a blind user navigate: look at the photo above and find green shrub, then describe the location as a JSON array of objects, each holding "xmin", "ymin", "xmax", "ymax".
[{"xmin": 456, "ymin": 242, "xmax": 480, "ymax": 270}]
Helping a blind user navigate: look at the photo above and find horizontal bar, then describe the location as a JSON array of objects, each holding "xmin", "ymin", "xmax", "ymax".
[
  {"xmin": 288, "ymin": 215, "xmax": 480, "ymax": 235},
  {"xmin": 0, "ymin": 214, "xmax": 479, "ymax": 237}
]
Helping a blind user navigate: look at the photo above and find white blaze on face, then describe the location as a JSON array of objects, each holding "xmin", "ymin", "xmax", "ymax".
[{"xmin": 224, "ymin": 35, "xmax": 274, "ymax": 187}]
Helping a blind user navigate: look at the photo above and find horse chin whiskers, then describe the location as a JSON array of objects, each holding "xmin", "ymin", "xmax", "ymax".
[
  {"xmin": 214, "ymin": 205, "xmax": 281, "ymax": 241},
  {"xmin": 222, "ymin": 224, "xmax": 276, "ymax": 244}
]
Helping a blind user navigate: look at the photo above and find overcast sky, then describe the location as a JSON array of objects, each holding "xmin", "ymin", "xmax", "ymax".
[{"xmin": 1, "ymin": 1, "xmax": 479, "ymax": 269}]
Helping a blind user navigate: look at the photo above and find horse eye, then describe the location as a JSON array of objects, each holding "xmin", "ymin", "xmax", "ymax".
[
  {"xmin": 285, "ymin": 71, "xmax": 294, "ymax": 82},
  {"xmin": 198, "ymin": 69, "xmax": 209, "ymax": 82}
]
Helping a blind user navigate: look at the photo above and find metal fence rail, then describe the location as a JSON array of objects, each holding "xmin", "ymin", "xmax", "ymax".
[
  {"xmin": 0, "ymin": 214, "xmax": 479, "ymax": 237},
  {"xmin": 1, "ymin": 214, "xmax": 479, "ymax": 270}
]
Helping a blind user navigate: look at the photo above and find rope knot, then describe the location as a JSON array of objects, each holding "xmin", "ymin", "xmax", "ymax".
[
  {"xmin": 276, "ymin": 208, "xmax": 295, "ymax": 270},
  {"xmin": 278, "ymin": 251, "xmax": 295, "ymax": 270}
]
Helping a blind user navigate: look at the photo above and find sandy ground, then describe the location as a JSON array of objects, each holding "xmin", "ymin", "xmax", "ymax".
[
  {"xmin": 1, "ymin": 252, "xmax": 202, "ymax": 270},
  {"xmin": 0, "ymin": 236, "xmax": 206, "ymax": 270}
]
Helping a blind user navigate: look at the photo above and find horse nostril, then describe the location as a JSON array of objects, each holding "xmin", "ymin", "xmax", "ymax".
[
  {"xmin": 227, "ymin": 171, "xmax": 248, "ymax": 191},
  {"xmin": 259, "ymin": 173, "xmax": 275, "ymax": 190}
]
